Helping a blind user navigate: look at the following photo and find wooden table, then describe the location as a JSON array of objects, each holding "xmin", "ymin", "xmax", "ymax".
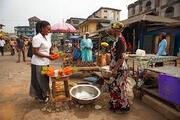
[
  {"xmin": 127, "ymin": 54, "xmax": 180, "ymax": 75},
  {"xmin": 145, "ymin": 66, "xmax": 180, "ymax": 78},
  {"xmin": 50, "ymin": 75, "xmax": 71, "ymax": 102}
]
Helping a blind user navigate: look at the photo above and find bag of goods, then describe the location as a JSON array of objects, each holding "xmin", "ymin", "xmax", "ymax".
[{"xmin": 136, "ymin": 49, "xmax": 146, "ymax": 56}]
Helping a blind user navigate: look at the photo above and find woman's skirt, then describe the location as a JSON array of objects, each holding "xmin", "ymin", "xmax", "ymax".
[
  {"xmin": 109, "ymin": 60, "xmax": 130, "ymax": 112},
  {"xmin": 29, "ymin": 64, "xmax": 49, "ymax": 100}
]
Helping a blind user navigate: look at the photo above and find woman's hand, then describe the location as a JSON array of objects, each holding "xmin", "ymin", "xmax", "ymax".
[
  {"xmin": 47, "ymin": 55, "xmax": 54, "ymax": 60},
  {"xmin": 111, "ymin": 68, "xmax": 117, "ymax": 77}
]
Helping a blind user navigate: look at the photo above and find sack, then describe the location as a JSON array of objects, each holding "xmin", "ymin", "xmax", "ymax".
[
  {"xmin": 126, "ymin": 77, "xmax": 136, "ymax": 105},
  {"xmin": 136, "ymin": 49, "xmax": 146, "ymax": 56}
]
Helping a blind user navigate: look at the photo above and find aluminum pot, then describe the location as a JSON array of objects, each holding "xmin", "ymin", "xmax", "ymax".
[{"xmin": 70, "ymin": 84, "xmax": 101, "ymax": 104}]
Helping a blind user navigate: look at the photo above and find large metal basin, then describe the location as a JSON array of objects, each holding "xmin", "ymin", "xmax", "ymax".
[{"xmin": 70, "ymin": 84, "xmax": 101, "ymax": 104}]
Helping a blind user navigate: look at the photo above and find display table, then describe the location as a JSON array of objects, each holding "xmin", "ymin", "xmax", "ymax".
[
  {"xmin": 50, "ymin": 75, "xmax": 71, "ymax": 102},
  {"xmin": 127, "ymin": 54, "xmax": 180, "ymax": 75},
  {"xmin": 145, "ymin": 66, "xmax": 180, "ymax": 78}
]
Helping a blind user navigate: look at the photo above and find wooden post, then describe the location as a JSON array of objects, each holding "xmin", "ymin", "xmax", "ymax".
[
  {"xmin": 133, "ymin": 29, "xmax": 136, "ymax": 53},
  {"xmin": 63, "ymin": 77, "xmax": 70, "ymax": 97}
]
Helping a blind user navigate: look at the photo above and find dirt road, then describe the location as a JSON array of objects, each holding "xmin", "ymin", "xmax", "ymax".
[{"xmin": 0, "ymin": 53, "xmax": 167, "ymax": 120}]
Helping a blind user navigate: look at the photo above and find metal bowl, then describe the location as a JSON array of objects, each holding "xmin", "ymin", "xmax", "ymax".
[{"xmin": 70, "ymin": 84, "xmax": 101, "ymax": 104}]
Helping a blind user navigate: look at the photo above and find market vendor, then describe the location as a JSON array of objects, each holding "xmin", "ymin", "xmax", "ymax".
[
  {"xmin": 156, "ymin": 32, "xmax": 167, "ymax": 67},
  {"xmin": 29, "ymin": 20, "xmax": 53, "ymax": 102},
  {"xmin": 157, "ymin": 32, "xmax": 167, "ymax": 56},
  {"xmin": 108, "ymin": 22, "xmax": 130, "ymax": 113},
  {"xmin": 80, "ymin": 32, "xmax": 93, "ymax": 62}
]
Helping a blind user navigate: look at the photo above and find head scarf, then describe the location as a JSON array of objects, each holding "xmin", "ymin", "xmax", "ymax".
[{"xmin": 111, "ymin": 22, "xmax": 124, "ymax": 32}]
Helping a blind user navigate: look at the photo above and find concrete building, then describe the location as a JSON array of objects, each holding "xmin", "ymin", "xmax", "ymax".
[
  {"xmin": 87, "ymin": 7, "xmax": 121, "ymax": 22},
  {"xmin": 66, "ymin": 17, "xmax": 86, "ymax": 29},
  {"xmin": 78, "ymin": 7, "xmax": 121, "ymax": 36},
  {"xmin": 14, "ymin": 26, "xmax": 34, "ymax": 37},
  {"xmin": 128, "ymin": 0, "xmax": 180, "ymax": 20},
  {"xmin": 0, "ymin": 24, "xmax": 5, "ymax": 30},
  {"xmin": 78, "ymin": 18, "xmax": 111, "ymax": 36},
  {"xmin": 28, "ymin": 16, "xmax": 41, "ymax": 27},
  {"xmin": 14, "ymin": 16, "xmax": 41, "ymax": 37}
]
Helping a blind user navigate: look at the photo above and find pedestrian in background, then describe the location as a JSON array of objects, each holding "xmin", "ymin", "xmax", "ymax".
[
  {"xmin": 0, "ymin": 37, "xmax": 6, "ymax": 56},
  {"xmin": 156, "ymin": 32, "xmax": 167, "ymax": 67},
  {"xmin": 80, "ymin": 32, "xmax": 93, "ymax": 62},
  {"xmin": 157, "ymin": 32, "xmax": 167, "ymax": 56},
  {"xmin": 9, "ymin": 38, "xmax": 16, "ymax": 56},
  {"xmin": 16, "ymin": 34, "xmax": 26, "ymax": 63}
]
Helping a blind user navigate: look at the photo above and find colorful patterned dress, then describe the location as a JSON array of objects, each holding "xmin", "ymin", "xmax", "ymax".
[{"xmin": 109, "ymin": 35, "xmax": 130, "ymax": 112}]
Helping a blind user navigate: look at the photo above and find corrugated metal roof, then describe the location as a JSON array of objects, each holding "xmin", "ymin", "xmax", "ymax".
[{"xmin": 121, "ymin": 14, "xmax": 180, "ymax": 26}]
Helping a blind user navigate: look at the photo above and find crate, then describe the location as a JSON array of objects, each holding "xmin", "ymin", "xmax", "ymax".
[{"xmin": 158, "ymin": 74, "xmax": 180, "ymax": 105}]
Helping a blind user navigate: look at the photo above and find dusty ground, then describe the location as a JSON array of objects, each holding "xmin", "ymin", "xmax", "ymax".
[{"xmin": 0, "ymin": 52, "xmax": 168, "ymax": 120}]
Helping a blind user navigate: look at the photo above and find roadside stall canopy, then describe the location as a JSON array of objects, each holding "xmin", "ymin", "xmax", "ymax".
[
  {"xmin": 121, "ymin": 14, "xmax": 180, "ymax": 26},
  {"xmin": 51, "ymin": 23, "xmax": 77, "ymax": 33}
]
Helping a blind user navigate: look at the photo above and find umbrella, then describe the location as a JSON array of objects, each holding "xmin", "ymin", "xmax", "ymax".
[{"xmin": 51, "ymin": 23, "xmax": 77, "ymax": 33}]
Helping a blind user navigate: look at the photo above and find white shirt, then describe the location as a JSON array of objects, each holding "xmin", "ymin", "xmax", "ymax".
[
  {"xmin": 0, "ymin": 40, "xmax": 6, "ymax": 47},
  {"xmin": 31, "ymin": 33, "xmax": 52, "ymax": 65}
]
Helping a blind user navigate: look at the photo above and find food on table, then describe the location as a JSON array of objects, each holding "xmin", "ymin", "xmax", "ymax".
[{"xmin": 50, "ymin": 53, "xmax": 60, "ymax": 60}]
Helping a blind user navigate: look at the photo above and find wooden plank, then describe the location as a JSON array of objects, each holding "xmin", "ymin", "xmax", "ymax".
[{"xmin": 145, "ymin": 66, "xmax": 180, "ymax": 77}]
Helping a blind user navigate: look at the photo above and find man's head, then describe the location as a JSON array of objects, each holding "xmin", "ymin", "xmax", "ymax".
[
  {"xmin": 85, "ymin": 32, "xmax": 89, "ymax": 38},
  {"xmin": 19, "ymin": 34, "xmax": 23, "ymax": 39},
  {"xmin": 159, "ymin": 32, "xmax": 167, "ymax": 40}
]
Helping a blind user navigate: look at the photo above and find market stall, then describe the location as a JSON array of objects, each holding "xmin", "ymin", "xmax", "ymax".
[
  {"xmin": 127, "ymin": 54, "xmax": 180, "ymax": 75},
  {"xmin": 143, "ymin": 66, "xmax": 180, "ymax": 111}
]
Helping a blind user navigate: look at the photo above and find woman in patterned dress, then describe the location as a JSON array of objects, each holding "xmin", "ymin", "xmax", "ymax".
[{"xmin": 108, "ymin": 22, "xmax": 130, "ymax": 113}]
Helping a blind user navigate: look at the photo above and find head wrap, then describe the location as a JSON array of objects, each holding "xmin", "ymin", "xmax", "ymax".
[{"xmin": 111, "ymin": 22, "xmax": 124, "ymax": 32}]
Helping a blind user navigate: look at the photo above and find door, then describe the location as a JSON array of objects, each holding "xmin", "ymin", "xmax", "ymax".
[{"xmin": 143, "ymin": 35, "xmax": 153, "ymax": 54}]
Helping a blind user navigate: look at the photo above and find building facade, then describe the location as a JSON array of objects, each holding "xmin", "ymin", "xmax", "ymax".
[
  {"xmin": 14, "ymin": 26, "xmax": 35, "ymax": 37},
  {"xmin": 78, "ymin": 7, "xmax": 121, "ymax": 36},
  {"xmin": 66, "ymin": 17, "xmax": 86, "ymax": 29},
  {"xmin": 128, "ymin": 0, "xmax": 180, "ymax": 20},
  {"xmin": 78, "ymin": 18, "xmax": 111, "ymax": 36},
  {"xmin": 88, "ymin": 7, "xmax": 121, "ymax": 22},
  {"xmin": 0, "ymin": 24, "xmax": 5, "ymax": 30},
  {"xmin": 28, "ymin": 16, "xmax": 41, "ymax": 27},
  {"xmin": 14, "ymin": 16, "xmax": 40, "ymax": 37}
]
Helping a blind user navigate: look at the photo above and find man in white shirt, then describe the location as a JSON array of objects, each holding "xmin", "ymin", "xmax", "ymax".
[{"xmin": 0, "ymin": 37, "xmax": 6, "ymax": 56}]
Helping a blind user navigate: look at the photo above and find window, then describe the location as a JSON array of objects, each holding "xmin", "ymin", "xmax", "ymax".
[
  {"xmin": 132, "ymin": 8, "xmax": 135, "ymax": 15},
  {"xmin": 145, "ymin": 1, "xmax": 151, "ymax": 11},
  {"xmin": 139, "ymin": 5, "xmax": 142, "ymax": 12},
  {"xmin": 72, "ymin": 20, "xmax": 79, "ymax": 24},
  {"xmin": 165, "ymin": 7, "xmax": 174, "ymax": 18},
  {"xmin": 104, "ymin": 10, "xmax": 107, "ymax": 12},
  {"xmin": 166, "ymin": 0, "xmax": 176, "ymax": 5},
  {"xmin": 104, "ymin": 16, "xmax": 107, "ymax": 18}
]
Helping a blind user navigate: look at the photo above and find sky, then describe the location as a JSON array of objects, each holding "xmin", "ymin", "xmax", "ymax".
[{"xmin": 0, "ymin": 0, "xmax": 136, "ymax": 32}]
